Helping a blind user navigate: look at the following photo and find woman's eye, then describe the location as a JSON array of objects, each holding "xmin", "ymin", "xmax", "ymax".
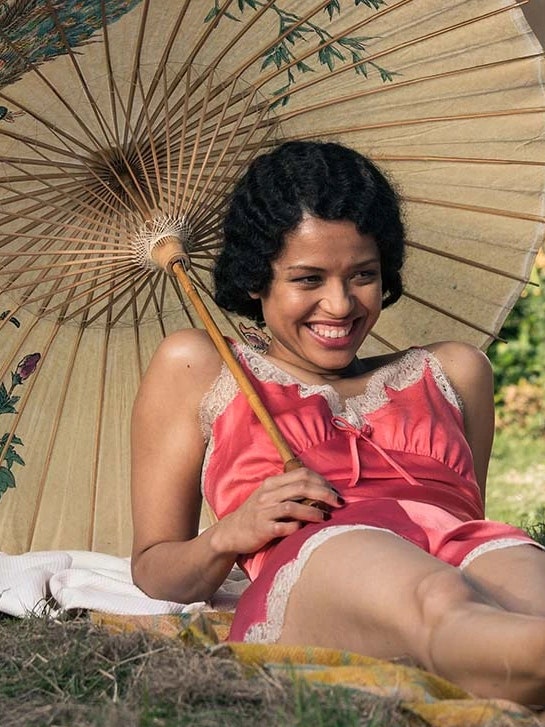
[
  {"xmin": 353, "ymin": 269, "xmax": 378, "ymax": 282},
  {"xmin": 292, "ymin": 275, "xmax": 321, "ymax": 284}
]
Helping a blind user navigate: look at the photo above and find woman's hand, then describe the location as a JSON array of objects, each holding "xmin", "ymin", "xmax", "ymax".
[{"xmin": 210, "ymin": 467, "xmax": 344, "ymax": 556}]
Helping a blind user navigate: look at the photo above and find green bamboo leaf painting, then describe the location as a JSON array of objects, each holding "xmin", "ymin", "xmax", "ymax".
[
  {"xmin": 203, "ymin": 1, "xmax": 397, "ymax": 102},
  {"xmin": 0, "ymin": 467, "xmax": 16, "ymax": 495}
]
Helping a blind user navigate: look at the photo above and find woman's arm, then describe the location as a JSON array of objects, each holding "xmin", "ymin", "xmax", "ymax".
[
  {"xmin": 427, "ymin": 341, "xmax": 495, "ymax": 503},
  {"xmin": 131, "ymin": 329, "xmax": 343, "ymax": 604},
  {"xmin": 130, "ymin": 328, "xmax": 238, "ymax": 603}
]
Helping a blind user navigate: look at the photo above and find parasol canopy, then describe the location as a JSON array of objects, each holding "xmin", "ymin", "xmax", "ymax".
[{"xmin": 1, "ymin": 0, "xmax": 544, "ymax": 555}]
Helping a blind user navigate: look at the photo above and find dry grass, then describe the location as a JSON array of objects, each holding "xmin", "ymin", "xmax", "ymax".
[{"xmin": 0, "ymin": 615, "xmax": 428, "ymax": 726}]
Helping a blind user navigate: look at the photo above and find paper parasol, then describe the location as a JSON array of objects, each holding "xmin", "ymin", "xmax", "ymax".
[{"xmin": 0, "ymin": 0, "xmax": 544, "ymax": 554}]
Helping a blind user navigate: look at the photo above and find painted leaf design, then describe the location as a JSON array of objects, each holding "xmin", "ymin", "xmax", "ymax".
[{"xmin": 0, "ymin": 467, "xmax": 16, "ymax": 495}]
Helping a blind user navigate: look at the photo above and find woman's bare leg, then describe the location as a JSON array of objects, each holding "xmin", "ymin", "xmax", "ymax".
[
  {"xmin": 462, "ymin": 544, "xmax": 545, "ymax": 616},
  {"xmin": 278, "ymin": 530, "xmax": 545, "ymax": 705}
]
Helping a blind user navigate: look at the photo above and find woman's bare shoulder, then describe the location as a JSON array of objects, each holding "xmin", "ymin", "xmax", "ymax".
[
  {"xmin": 138, "ymin": 329, "xmax": 224, "ymax": 411},
  {"xmin": 421, "ymin": 341, "xmax": 494, "ymax": 423},
  {"xmin": 423, "ymin": 340, "xmax": 492, "ymax": 386},
  {"xmin": 153, "ymin": 329, "xmax": 223, "ymax": 379}
]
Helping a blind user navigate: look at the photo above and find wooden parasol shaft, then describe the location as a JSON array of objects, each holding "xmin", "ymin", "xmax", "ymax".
[{"xmin": 170, "ymin": 259, "xmax": 302, "ymax": 472}]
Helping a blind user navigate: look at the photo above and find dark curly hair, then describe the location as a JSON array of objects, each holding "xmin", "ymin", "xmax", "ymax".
[{"xmin": 213, "ymin": 140, "xmax": 405, "ymax": 324}]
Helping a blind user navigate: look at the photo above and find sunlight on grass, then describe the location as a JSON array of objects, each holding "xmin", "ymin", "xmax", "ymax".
[{"xmin": 486, "ymin": 428, "xmax": 545, "ymax": 526}]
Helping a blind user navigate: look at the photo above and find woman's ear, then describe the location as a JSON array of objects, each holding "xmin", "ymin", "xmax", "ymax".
[{"xmin": 248, "ymin": 291, "xmax": 261, "ymax": 300}]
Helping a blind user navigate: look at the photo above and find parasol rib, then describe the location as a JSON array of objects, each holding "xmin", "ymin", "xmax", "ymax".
[
  {"xmin": 405, "ymin": 241, "xmax": 536, "ymax": 284},
  {"xmin": 403, "ymin": 293, "xmax": 507, "ymax": 340},
  {"xmin": 26, "ymin": 323, "xmax": 83, "ymax": 552},
  {"xmin": 404, "ymin": 195, "xmax": 545, "ymax": 224},
  {"xmin": 276, "ymin": 52, "xmax": 545, "ymax": 124},
  {"xmin": 254, "ymin": 2, "xmax": 534, "ymax": 109}
]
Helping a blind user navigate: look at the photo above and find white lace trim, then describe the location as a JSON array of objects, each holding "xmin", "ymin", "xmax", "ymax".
[
  {"xmin": 244, "ymin": 525, "xmax": 399, "ymax": 643},
  {"xmin": 199, "ymin": 344, "xmax": 463, "ymax": 441},
  {"xmin": 459, "ymin": 537, "xmax": 544, "ymax": 569},
  {"xmin": 199, "ymin": 362, "xmax": 240, "ymax": 440},
  {"xmin": 199, "ymin": 360, "xmax": 239, "ymax": 496},
  {"xmin": 245, "ymin": 532, "xmax": 545, "ymax": 642}
]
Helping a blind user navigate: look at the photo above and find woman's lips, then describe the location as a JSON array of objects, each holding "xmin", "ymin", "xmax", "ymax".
[
  {"xmin": 307, "ymin": 321, "xmax": 354, "ymax": 339},
  {"xmin": 306, "ymin": 320, "xmax": 359, "ymax": 348}
]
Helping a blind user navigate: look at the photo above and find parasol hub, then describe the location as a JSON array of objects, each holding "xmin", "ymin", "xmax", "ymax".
[
  {"xmin": 132, "ymin": 215, "xmax": 194, "ymax": 275},
  {"xmin": 149, "ymin": 235, "xmax": 191, "ymax": 275}
]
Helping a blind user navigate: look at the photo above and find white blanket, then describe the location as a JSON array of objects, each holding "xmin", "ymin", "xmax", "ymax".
[{"xmin": 0, "ymin": 550, "xmax": 248, "ymax": 618}]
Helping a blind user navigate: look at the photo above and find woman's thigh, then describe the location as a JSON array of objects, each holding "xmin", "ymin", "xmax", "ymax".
[
  {"xmin": 462, "ymin": 543, "xmax": 545, "ymax": 616},
  {"xmin": 278, "ymin": 528, "xmax": 485, "ymax": 661}
]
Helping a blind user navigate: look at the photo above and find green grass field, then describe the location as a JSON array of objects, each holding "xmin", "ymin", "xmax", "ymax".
[{"xmin": 486, "ymin": 428, "xmax": 545, "ymax": 527}]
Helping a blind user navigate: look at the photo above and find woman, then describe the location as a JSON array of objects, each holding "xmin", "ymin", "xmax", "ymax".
[{"xmin": 131, "ymin": 141, "xmax": 545, "ymax": 705}]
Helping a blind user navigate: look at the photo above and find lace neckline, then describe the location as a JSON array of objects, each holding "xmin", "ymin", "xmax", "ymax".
[
  {"xmin": 199, "ymin": 341, "xmax": 463, "ymax": 438},
  {"xmin": 235, "ymin": 342, "xmax": 462, "ymax": 425}
]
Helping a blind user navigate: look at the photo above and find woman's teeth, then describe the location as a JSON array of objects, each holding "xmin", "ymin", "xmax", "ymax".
[{"xmin": 309, "ymin": 323, "xmax": 353, "ymax": 339}]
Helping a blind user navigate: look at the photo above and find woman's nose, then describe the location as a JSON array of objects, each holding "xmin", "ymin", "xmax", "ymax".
[{"xmin": 320, "ymin": 281, "xmax": 354, "ymax": 316}]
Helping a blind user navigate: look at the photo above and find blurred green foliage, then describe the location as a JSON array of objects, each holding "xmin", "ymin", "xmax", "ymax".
[
  {"xmin": 487, "ymin": 255, "xmax": 544, "ymax": 437},
  {"xmin": 488, "ymin": 259, "xmax": 545, "ymax": 391}
]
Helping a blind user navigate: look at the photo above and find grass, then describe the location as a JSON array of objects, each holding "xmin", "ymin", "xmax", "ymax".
[
  {"xmin": 486, "ymin": 428, "xmax": 545, "ymax": 526},
  {"xmin": 2, "ymin": 612, "xmax": 544, "ymax": 726},
  {"xmin": 0, "ymin": 616, "xmax": 427, "ymax": 727}
]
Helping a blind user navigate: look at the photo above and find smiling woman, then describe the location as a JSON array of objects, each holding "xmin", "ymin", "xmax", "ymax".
[{"xmin": 130, "ymin": 140, "xmax": 545, "ymax": 706}]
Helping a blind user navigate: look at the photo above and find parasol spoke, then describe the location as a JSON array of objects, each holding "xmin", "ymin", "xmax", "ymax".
[
  {"xmin": 404, "ymin": 192, "xmax": 545, "ymax": 224},
  {"xmin": 184, "ymin": 96, "xmax": 270, "ymax": 216},
  {"xmin": 107, "ymin": 271, "xmax": 166, "ymax": 329},
  {"xmin": 276, "ymin": 52, "xmax": 545, "ymax": 125},
  {"xmin": 25, "ymin": 323, "xmax": 84, "ymax": 552},
  {"xmin": 131, "ymin": 0, "xmax": 274, "ymax": 145},
  {"xmin": 0, "ymin": 255, "xmax": 134, "ymax": 277},
  {"xmin": 183, "ymin": 71, "xmax": 249, "ymax": 214},
  {"xmin": 188, "ymin": 123, "xmax": 279, "ymax": 226},
  {"xmin": 43, "ymin": 0, "xmax": 119, "ymax": 152},
  {"xmin": 373, "ymin": 153, "xmax": 545, "ymax": 167},
  {"xmin": 0, "ymin": 119, "xmax": 97, "ymax": 160},
  {"xmin": 403, "ymin": 292, "xmax": 507, "ymax": 341},
  {"xmin": 368, "ymin": 330, "xmax": 401, "ymax": 353},
  {"xmin": 129, "ymin": 272, "xmax": 168, "ymax": 330},
  {"xmin": 405, "ymin": 241, "xmax": 535, "ymax": 284},
  {"xmin": 162, "ymin": 0, "xmax": 394, "ymax": 138},
  {"xmin": 59, "ymin": 267, "xmax": 151, "ymax": 325},
  {"xmin": 0, "ymin": 259, "xmax": 136, "ymax": 295},
  {"xmin": 154, "ymin": 0, "xmax": 410, "ymax": 138},
  {"xmin": 254, "ymin": 1, "xmax": 533, "ymax": 110},
  {"xmin": 1, "ymin": 153, "xmax": 146, "ymax": 230},
  {"xmin": 124, "ymin": 0, "xmax": 195, "ymax": 146}
]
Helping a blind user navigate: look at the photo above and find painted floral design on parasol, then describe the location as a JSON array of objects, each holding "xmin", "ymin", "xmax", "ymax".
[{"xmin": 0, "ymin": 312, "xmax": 40, "ymax": 498}]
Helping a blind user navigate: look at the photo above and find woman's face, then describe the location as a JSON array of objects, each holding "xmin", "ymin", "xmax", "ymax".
[{"xmin": 254, "ymin": 215, "xmax": 382, "ymax": 377}]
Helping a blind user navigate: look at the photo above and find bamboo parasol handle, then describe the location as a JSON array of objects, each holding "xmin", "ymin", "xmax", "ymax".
[
  {"xmin": 171, "ymin": 260, "xmax": 302, "ymax": 471},
  {"xmin": 171, "ymin": 263, "xmax": 327, "ymax": 510},
  {"xmin": 145, "ymin": 236, "xmax": 325, "ymax": 507}
]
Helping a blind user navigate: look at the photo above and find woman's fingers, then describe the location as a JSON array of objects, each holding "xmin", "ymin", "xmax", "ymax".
[
  {"xmin": 217, "ymin": 467, "xmax": 343, "ymax": 555},
  {"xmin": 260, "ymin": 467, "xmax": 344, "ymax": 512},
  {"xmin": 277, "ymin": 497, "xmax": 330, "ymax": 520}
]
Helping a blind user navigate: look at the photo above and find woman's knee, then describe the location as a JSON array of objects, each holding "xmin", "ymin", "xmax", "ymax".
[
  {"xmin": 416, "ymin": 566, "xmax": 481, "ymax": 620},
  {"xmin": 411, "ymin": 567, "xmax": 483, "ymax": 668}
]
